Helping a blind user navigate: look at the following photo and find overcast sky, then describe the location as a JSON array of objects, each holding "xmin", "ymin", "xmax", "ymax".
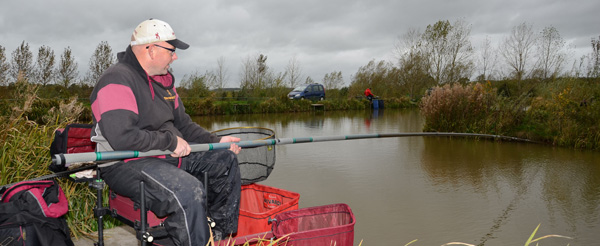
[{"xmin": 1, "ymin": 0, "xmax": 598, "ymax": 87}]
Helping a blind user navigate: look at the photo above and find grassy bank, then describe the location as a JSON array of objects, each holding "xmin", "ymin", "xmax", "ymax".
[{"xmin": 420, "ymin": 78, "xmax": 600, "ymax": 150}]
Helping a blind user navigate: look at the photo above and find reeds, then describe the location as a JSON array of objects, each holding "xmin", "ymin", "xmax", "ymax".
[
  {"xmin": 420, "ymin": 78, "xmax": 600, "ymax": 150},
  {"xmin": 0, "ymin": 79, "xmax": 119, "ymax": 240}
]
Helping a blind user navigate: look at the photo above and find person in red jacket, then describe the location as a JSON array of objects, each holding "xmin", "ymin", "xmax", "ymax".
[{"xmin": 364, "ymin": 88, "xmax": 375, "ymax": 101}]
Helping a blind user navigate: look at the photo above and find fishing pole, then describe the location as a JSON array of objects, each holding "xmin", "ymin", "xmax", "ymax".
[{"xmin": 51, "ymin": 132, "xmax": 537, "ymax": 167}]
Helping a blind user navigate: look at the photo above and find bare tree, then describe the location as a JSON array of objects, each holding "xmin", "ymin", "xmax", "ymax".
[
  {"xmin": 285, "ymin": 55, "xmax": 303, "ymax": 88},
  {"xmin": 86, "ymin": 41, "xmax": 115, "ymax": 85},
  {"xmin": 240, "ymin": 54, "xmax": 268, "ymax": 91},
  {"xmin": 10, "ymin": 41, "xmax": 34, "ymax": 82},
  {"xmin": 477, "ymin": 36, "xmax": 499, "ymax": 81},
  {"xmin": 213, "ymin": 56, "xmax": 228, "ymax": 90},
  {"xmin": 589, "ymin": 36, "xmax": 600, "ymax": 78},
  {"xmin": 501, "ymin": 22, "xmax": 536, "ymax": 81},
  {"xmin": 304, "ymin": 76, "xmax": 314, "ymax": 84},
  {"xmin": 322, "ymin": 71, "xmax": 343, "ymax": 90},
  {"xmin": 240, "ymin": 55, "xmax": 254, "ymax": 91},
  {"xmin": 445, "ymin": 19, "xmax": 474, "ymax": 83},
  {"xmin": 0, "ymin": 45, "xmax": 9, "ymax": 85},
  {"xmin": 534, "ymin": 26, "xmax": 566, "ymax": 79},
  {"xmin": 394, "ymin": 28, "xmax": 423, "ymax": 59},
  {"xmin": 56, "ymin": 47, "xmax": 79, "ymax": 88},
  {"xmin": 35, "ymin": 45, "xmax": 56, "ymax": 85}
]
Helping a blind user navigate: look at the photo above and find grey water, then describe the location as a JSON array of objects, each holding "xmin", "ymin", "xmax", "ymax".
[{"xmin": 193, "ymin": 109, "xmax": 600, "ymax": 245}]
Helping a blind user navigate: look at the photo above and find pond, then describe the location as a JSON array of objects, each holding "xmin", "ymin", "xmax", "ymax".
[{"xmin": 193, "ymin": 109, "xmax": 600, "ymax": 245}]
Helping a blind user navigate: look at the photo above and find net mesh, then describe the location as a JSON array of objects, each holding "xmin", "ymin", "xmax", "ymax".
[{"xmin": 213, "ymin": 127, "xmax": 276, "ymax": 185}]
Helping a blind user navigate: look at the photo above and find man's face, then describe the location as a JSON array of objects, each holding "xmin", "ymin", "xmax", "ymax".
[{"xmin": 148, "ymin": 42, "xmax": 178, "ymax": 75}]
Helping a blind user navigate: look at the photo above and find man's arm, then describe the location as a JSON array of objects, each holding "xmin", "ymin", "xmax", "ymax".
[{"xmin": 171, "ymin": 91, "xmax": 221, "ymax": 144}]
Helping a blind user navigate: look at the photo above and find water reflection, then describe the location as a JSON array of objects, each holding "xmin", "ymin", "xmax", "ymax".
[{"xmin": 193, "ymin": 109, "xmax": 600, "ymax": 245}]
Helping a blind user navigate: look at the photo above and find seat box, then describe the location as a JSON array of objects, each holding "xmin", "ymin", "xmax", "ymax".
[{"xmin": 109, "ymin": 190, "xmax": 166, "ymax": 228}]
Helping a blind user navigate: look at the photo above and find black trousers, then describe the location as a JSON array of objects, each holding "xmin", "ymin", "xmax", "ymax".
[{"xmin": 101, "ymin": 149, "xmax": 241, "ymax": 246}]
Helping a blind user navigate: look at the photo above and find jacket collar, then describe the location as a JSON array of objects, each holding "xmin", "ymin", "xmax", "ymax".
[{"xmin": 118, "ymin": 45, "xmax": 175, "ymax": 99}]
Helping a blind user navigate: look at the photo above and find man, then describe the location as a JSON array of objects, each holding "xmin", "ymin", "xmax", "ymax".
[
  {"xmin": 90, "ymin": 18, "xmax": 241, "ymax": 245},
  {"xmin": 364, "ymin": 87, "xmax": 374, "ymax": 101}
]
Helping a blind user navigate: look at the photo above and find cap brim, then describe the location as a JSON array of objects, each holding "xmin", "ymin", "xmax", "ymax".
[{"xmin": 167, "ymin": 39, "xmax": 189, "ymax": 50}]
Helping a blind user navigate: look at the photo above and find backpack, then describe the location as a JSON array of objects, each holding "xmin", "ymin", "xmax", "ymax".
[{"xmin": 0, "ymin": 179, "xmax": 74, "ymax": 246}]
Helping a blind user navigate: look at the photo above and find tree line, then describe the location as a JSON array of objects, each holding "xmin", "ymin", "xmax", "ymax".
[{"xmin": 1, "ymin": 19, "xmax": 599, "ymax": 100}]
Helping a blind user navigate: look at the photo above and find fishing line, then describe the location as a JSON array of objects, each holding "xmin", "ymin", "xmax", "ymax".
[{"xmin": 477, "ymin": 164, "xmax": 541, "ymax": 245}]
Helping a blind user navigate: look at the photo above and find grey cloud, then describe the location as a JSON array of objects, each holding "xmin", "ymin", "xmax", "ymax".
[{"xmin": 1, "ymin": 0, "xmax": 598, "ymax": 87}]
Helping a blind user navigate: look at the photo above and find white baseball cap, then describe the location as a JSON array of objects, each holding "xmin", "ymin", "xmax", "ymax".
[{"xmin": 130, "ymin": 18, "xmax": 189, "ymax": 50}]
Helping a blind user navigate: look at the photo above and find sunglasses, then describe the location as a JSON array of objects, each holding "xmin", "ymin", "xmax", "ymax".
[{"xmin": 147, "ymin": 44, "xmax": 176, "ymax": 55}]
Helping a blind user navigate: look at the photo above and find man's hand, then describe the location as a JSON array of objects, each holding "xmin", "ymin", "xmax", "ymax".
[
  {"xmin": 171, "ymin": 136, "xmax": 191, "ymax": 157},
  {"xmin": 220, "ymin": 136, "xmax": 242, "ymax": 154}
]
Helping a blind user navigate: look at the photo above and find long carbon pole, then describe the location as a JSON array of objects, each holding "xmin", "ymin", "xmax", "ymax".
[{"xmin": 51, "ymin": 132, "xmax": 537, "ymax": 167}]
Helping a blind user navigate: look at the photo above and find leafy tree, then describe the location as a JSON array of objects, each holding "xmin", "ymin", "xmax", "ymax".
[
  {"xmin": 35, "ymin": 45, "xmax": 56, "ymax": 85},
  {"xmin": 322, "ymin": 71, "xmax": 344, "ymax": 90},
  {"xmin": 86, "ymin": 41, "xmax": 115, "ymax": 85},
  {"xmin": 422, "ymin": 19, "xmax": 474, "ymax": 84},
  {"xmin": 501, "ymin": 22, "xmax": 536, "ymax": 81},
  {"xmin": 180, "ymin": 71, "xmax": 210, "ymax": 97},
  {"xmin": 534, "ymin": 26, "xmax": 566, "ymax": 79},
  {"xmin": 0, "ymin": 45, "xmax": 9, "ymax": 85},
  {"xmin": 398, "ymin": 48, "xmax": 433, "ymax": 99},
  {"xmin": 349, "ymin": 60, "xmax": 399, "ymax": 98},
  {"xmin": 56, "ymin": 47, "xmax": 79, "ymax": 88},
  {"xmin": 10, "ymin": 41, "xmax": 34, "ymax": 82},
  {"xmin": 396, "ymin": 28, "xmax": 435, "ymax": 99}
]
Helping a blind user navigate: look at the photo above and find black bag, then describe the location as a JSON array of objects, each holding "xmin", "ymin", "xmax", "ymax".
[{"xmin": 0, "ymin": 180, "xmax": 74, "ymax": 246}]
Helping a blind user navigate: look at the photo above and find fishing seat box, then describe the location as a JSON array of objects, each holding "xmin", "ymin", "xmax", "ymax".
[
  {"xmin": 108, "ymin": 191, "xmax": 166, "ymax": 229},
  {"xmin": 271, "ymin": 203, "xmax": 355, "ymax": 246},
  {"xmin": 110, "ymin": 182, "xmax": 300, "ymax": 245}
]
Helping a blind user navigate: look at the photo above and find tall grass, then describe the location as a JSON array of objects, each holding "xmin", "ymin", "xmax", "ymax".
[
  {"xmin": 420, "ymin": 78, "xmax": 600, "ymax": 150},
  {"xmin": 420, "ymin": 82, "xmax": 505, "ymax": 134},
  {"xmin": 0, "ymin": 78, "xmax": 118, "ymax": 240},
  {"xmin": 433, "ymin": 224, "xmax": 572, "ymax": 246}
]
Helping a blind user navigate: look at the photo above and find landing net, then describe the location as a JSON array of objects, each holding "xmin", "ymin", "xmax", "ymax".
[{"xmin": 213, "ymin": 127, "xmax": 276, "ymax": 185}]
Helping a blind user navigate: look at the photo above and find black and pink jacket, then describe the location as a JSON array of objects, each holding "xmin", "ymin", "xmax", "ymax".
[{"xmin": 90, "ymin": 46, "xmax": 220, "ymax": 153}]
